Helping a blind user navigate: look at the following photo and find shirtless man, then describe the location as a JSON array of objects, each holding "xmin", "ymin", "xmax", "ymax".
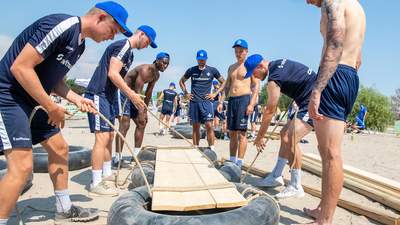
[
  {"xmin": 179, "ymin": 50, "xmax": 225, "ymax": 150},
  {"xmin": 225, "ymin": 39, "xmax": 260, "ymax": 167},
  {"xmin": 0, "ymin": 2, "xmax": 131, "ymax": 223},
  {"xmin": 114, "ymin": 52, "xmax": 170, "ymax": 165},
  {"xmin": 300, "ymin": 1, "xmax": 366, "ymax": 224},
  {"xmin": 157, "ymin": 82, "xmax": 178, "ymax": 135}
]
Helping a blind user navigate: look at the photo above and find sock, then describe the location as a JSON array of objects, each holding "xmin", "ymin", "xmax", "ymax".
[
  {"xmin": 0, "ymin": 218, "xmax": 8, "ymax": 225},
  {"xmin": 290, "ymin": 169, "xmax": 302, "ymax": 188},
  {"xmin": 236, "ymin": 158, "xmax": 243, "ymax": 167},
  {"xmin": 272, "ymin": 157, "xmax": 289, "ymax": 178},
  {"xmin": 54, "ymin": 189, "xmax": 72, "ymax": 213},
  {"xmin": 92, "ymin": 169, "xmax": 103, "ymax": 187},
  {"xmin": 229, "ymin": 156, "xmax": 237, "ymax": 162},
  {"xmin": 209, "ymin": 145, "xmax": 215, "ymax": 151},
  {"xmin": 103, "ymin": 161, "xmax": 112, "ymax": 177},
  {"xmin": 134, "ymin": 148, "xmax": 141, "ymax": 157}
]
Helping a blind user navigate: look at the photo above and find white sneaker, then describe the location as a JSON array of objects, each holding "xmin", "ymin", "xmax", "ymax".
[
  {"xmin": 255, "ymin": 175, "xmax": 284, "ymax": 187},
  {"xmin": 89, "ymin": 181, "xmax": 119, "ymax": 197},
  {"xmin": 275, "ymin": 185, "xmax": 305, "ymax": 199}
]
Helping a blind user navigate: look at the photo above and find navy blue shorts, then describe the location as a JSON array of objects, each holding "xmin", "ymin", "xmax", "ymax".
[
  {"xmin": 319, "ymin": 64, "xmax": 359, "ymax": 121},
  {"xmin": 189, "ymin": 101, "xmax": 214, "ymax": 124},
  {"xmin": 250, "ymin": 104, "xmax": 259, "ymax": 123},
  {"xmin": 289, "ymin": 100, "xmax": 313, "ymax": 127},
  {"xmin": 227, "ymin": 95, "xmax": 251, "ymax": 131},
  {"xmin": 161, "ymin": 102, "xmax": 174, "ymax": 116},
  {"xmin": 174, "ymin": 107, "xmax": 181, "ymax": 117},
  {"xmin": 114, "ymin": 90, "xmax": 130, "ymax": 117},
  {"xmin": 85, "ymin": 93, "xmax": 115, "ymax": 133},
  {"xmin": 0, "ymin": 96, "xmax": 60, "ymax": 151}
]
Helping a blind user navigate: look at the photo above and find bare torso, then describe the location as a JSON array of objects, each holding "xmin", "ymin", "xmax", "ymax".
[
  {"xmin": 125, "ymin": 64, "xmax": 160, "ymax": 93},
  {"xmin": 320, "ymin": 0, "xmax": 366, "ymax": 69},
  {"xmin": 228, "ymin": 62, "xmax": 251, "ymax": 97}
]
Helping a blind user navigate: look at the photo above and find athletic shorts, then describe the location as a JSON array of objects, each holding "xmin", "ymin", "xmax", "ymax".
[
  {"xmin": 189, "ymin": 101, "xmax": 214, "ymax": 124},
  {"xmin": 161, "ymin": 102, "xmax": 174, "ymax": 116},
  {"xmin": 174, "ymin": 107, "xmax": 181, "ymax": 117},
  {"xmin": 319, "ymin": 64, "xmax": 359, "ymax": 121},
  {"xmin": 85, "ymin": 93, "xmax": 115, "ymax": 133},
  {"xmin": 0, "ymin": 95, "xmax": 59, "ymax": 151},
  {"xmin": 250, "ymin": 104, "xmax": 259, "ymax": 123},
  {"xmin": 227, "ymin": 95, "xmax": 251, "ymax": 131},
  {"xmin": 288, "ymin": 100, "xmax": 313, "ymax": 127},
  {"xmin": 113, "ymin": 91, "xmax": 140, "ymax": 119}
]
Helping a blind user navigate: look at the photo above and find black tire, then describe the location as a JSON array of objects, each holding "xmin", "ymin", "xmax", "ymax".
[
  {"xmin": 33, "ymin": 145, "xmax": 92, "ymax": 173},
  {"xmin": 108, "ymin": 183, "xmax": 280, "ymax": 225},
  {"xmin": 130, "ymin": 161, "xmax": 155, "ymax": 188},
  {"xmin": 218, "ymin": 161, "xmax": 242, "ymax": 183},
  {"xmin": 172, "ymin": 126, "xmax": 206, "ymax": 139},
  {"xmin": 0, "ymin": 160, "xmax": 33, "ymax": 195},
  {"xmin": 137, "ymin": 147, "xmax": 157, "ymax": 162},
  {"xmin": 214, "ymin": 128, "xmax": 224, "ymax": 139},
  {"xmin": 202, "ymin": 148, "xmax": 218, "ymax": 163}
]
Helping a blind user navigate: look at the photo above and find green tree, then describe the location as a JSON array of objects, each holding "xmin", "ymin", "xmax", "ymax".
[
  {"xmin": 349, "ymin": 86, "xmax": 395, "ymax": 132},
  {"xmin": 391, "ymin": 88, "xmax": 400, "ymax": 120},
  {"xmin": 259, "ymin": 83, "xmax": 293, "ymax": 111},
  {"xmin": 64, "ymin": 77, "xmax": 85, "ymax": 95}
]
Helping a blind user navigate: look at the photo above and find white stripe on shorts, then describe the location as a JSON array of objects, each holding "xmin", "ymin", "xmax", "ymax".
[
  {"xmin": 94, "ymin": 95, "xmax": 100, "ymax": 131},
  {"xmin": 0, "ymin": 111, "xmax": 12, "ymax": 150}
]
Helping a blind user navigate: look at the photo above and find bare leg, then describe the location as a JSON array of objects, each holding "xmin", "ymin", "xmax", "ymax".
[
  {"xmin": 133, "ymin": 115, "xmax": 147, "ymax": 148},
  {"xmin": 213, "ymin": 117, "xmax": 220, "ymax": 129},
  {"xmin": 92, "ymin": 132, "xmax": 112, "ymax": 171},
  {"xmin": 41, "ymin": 133, "xmax": 69, "ymax": 190},
  {"xmin": 192, "ymin": 123, "xmax": 201, "ymax": 146},
  {"xmin": 0, "ymin": 149, "xmax": 33, "ymax": 219},
  {"xmin": 205, "ymin": 121, "xmax": 215, "ymax": 147},
  {"xmin": 237, "ymin": 130, "xmax": 247, "ymax": 159},
  {"xmin": 229, "ymin": 131, "xmax": 238, "ymax": 157},
  {"xmin": 104, "ymin": 132, "xmax": 114, "ymax": 162},
  {"xmin": 115, "ymin": 116, "xmax": 130, "ymax": 155}
]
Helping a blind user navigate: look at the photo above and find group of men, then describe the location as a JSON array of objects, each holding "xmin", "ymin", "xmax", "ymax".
[{"xmin": 0, "ymin": 0, "xmax": 366, "ymax": 225}]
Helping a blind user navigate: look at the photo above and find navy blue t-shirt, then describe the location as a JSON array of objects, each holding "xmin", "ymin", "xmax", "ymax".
[
  {"xmin": 86, "ymin": 39, "xmax": 133, "ymax": 102},
  {"xmin": 0, "ymin": 14, "xmax": 85, "ymax": 106},
  {"xmin": 184, "ymin": 66, "xmax": 221, "ymax": 102},
  {"xmin": 267, "ymin": 59, "xmax": 317, "ymax": 103},
  {"xmin": 162, "ymin": 89, "xmax": 177, "ymax": 107}
]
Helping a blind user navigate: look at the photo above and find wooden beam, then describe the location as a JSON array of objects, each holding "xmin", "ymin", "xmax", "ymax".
[{"xmin": 240, "ymin": 163, "xmax": 400, "ymax": 225}]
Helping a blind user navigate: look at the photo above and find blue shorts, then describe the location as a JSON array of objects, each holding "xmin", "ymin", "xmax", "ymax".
[
  {"xmin": 0, "ymin": 96, "xmax": 60, "ymax": 151},
  {"xmin": 189, "ymin": 101, "xmax": 214, "ymax": 124},
  {"xmin": 174, "ymin": 107, "xmax": 181, "ymax": 117},
  {"xmin": 161, "ymin": 102, "xmax": 174, "ymax": 116},
  {"xmin": 227, "ymin": 95, "xmax": 251, "ymax": 131},
  {"xmin": 250, "ymin": 104, "xmax": 259, "ymax": 123},
  {"xmin": 319, "ymin": 64, "xmax": 359, "ymax": 121},
  {"xmin": 113, "ymin": 91, "xmax": 140, "ymax": 119},
  {"xmin": 85, "ymin": 93, "xmax": 115, "ymax": 133},
  {"xmin": 289, "ymin": 100, "xmax": 313, "ymax": 127}
]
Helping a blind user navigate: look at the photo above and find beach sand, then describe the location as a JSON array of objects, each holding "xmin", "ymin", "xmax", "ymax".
[{"xmin": 2, "ymin": 113, "xmax": 399, "ymax": 225}]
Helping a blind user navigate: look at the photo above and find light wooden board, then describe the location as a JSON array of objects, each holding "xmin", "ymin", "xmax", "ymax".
[{"xmin": 152, "ymin": 148, "xmax": 247, "ymax": 211}]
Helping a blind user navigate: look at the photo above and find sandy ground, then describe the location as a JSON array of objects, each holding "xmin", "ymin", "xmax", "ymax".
[{"xmin": 1, "ymin": 111, "xmax": 400, "ymax": 225}]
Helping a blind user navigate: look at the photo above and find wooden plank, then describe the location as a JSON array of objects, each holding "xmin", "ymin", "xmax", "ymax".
[
  {"xmin": 303, "ymin": 153, "xmax": 400, "ymax": 194},
  {"xmin": 301, "ymin": 158, "xmax": 400, "ymax": 212},
  {"xmin": 152, "ymin": 148, "xmax": 246, "ymax": 211},
  {"xmin": 240, "ymin": 162, "xmax": 400, "ymax": 225}
]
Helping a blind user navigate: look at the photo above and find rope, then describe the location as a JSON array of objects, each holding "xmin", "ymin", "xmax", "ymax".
[{"xmin": 240, "ymin": 101, "xmax": 294, "ymax": 183}]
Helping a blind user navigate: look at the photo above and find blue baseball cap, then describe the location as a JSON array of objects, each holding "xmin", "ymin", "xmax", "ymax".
[
  {"xmin": 169, "ymin": 82, "xmax": 176, "ymax": 88},
  {"xmin": 95, "ymin": 1, "xmax": 132, "ymax": 37},
  {"xmin": 138, "ymin": 25, "xmax": 157, "ymax": 48},
  {"xmin": 232, "ymin": 39, "xmax": 248, "ymax": 49},
  {"xmin": 196, "ymin": 50, "xmax": 208, "ymax": 60},
  {"xmin": 156, "ymin": 52, "xmax": 170, "ymax": 60},
  {"xmin": 244, "ymin": 54, "xmax": 264, "ymax": 78},
  {"xmin": 212, "ymin": 80, "xmax": 219, "ymax": 86}
]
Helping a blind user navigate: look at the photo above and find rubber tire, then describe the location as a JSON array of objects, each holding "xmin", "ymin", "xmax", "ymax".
[
  {"xmin": 130, "ymin": 161, "xmax": 155, "ymax": 188},
  {"xmin": 32, "ymin": 145, "xmax": 92, "ymax": 173},
  {"xmin": 108, "ymin": 183, "xmax": 280, "ymax": 225},
  {"xmin": 202, "ymin": 148, "xmax": 218, "ymax": 163},
  {"xmin": 214, "ymin": 128, "xmax": 224, "ymax": 139},
  {"xmin": 218, "ymin": 161, "xmax": 242, "ymax": 183},
  {"xmin": 137, "ymin": 147, "xmax": 157, "ymax": 162},
  {"xmin": 0, "ymin": 160, "xmax": 33, "ymax": 195},
  {"xmin": 172, "ymin": 126, "xmax": 206, "ymax": 139}
]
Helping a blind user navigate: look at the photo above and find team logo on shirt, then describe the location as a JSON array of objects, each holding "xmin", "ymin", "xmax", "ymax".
[
  {"xmin": 56, "ymin": 54, "xmax": 73, "ymax": 69},
  {"xmin": 207, "ymin": 72, "xmax": 211, "ymax": 77},
  {"xmin": 278, "ymin": 59, "xmax": 287, "ymax": 69}
]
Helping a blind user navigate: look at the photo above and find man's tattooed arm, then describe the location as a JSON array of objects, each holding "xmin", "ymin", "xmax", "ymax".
[{"xmin": 314, "ymin": 0, "xmax": 345, "ymax": 93}]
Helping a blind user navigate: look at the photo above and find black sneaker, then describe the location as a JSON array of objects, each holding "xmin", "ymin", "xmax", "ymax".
[
  {"xmin": 111, "ymin": 159, "xmax": 131, "ymax": 169},
  {"xmin": 55, "ymin": 205, "xmax": 99, "ymax": 224}
]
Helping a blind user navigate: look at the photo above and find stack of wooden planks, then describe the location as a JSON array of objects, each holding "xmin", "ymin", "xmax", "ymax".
[
  {"xmin": 152, "ymin": 148, "xmax": 247, "ymax": 211},
  {"xmin": 302, "ymin": 153, "xmax": 400, "ymax": 212}
]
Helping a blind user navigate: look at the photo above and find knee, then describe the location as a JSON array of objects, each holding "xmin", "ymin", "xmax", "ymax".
[
  {"xmin": 280, "ymin": 129, "xmax": 290, "ymax": 145},
  {"xmin": 55, "ymin": 141, "xmax": 69, "ymax": 157}
]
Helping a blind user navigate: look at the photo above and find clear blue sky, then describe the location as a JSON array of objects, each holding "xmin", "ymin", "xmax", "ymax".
[{"xmin": 0, "ymin": 1, "xmax": 398, "ymax": 96}]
